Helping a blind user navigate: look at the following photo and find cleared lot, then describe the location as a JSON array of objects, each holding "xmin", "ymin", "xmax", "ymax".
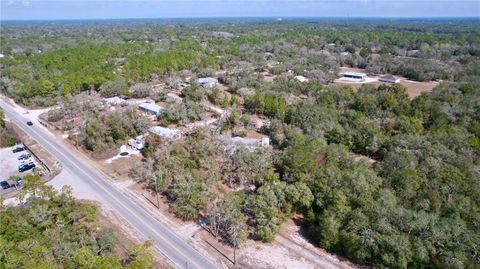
[{"xmin": 334, "ymin": 66, "xmax": 439, "ymax": 99}]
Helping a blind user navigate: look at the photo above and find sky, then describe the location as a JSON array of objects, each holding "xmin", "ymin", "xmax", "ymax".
[{"xmin": 1, "ymin": 0, "xmax": 479, "ymax": 21}]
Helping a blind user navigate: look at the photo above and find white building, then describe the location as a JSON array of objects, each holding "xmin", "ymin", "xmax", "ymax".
[
  {"xmin": 294, "ymin": 75, "xmax": 307, "ymax": 83},
  {"xmin": 138, "ymin": 101, "xmax": 163, "ymax": 116},
  {"xmin": 149, "ymin": 126, "xmax": 181, "ymax": 139},
  {"xmin": 343, "ymin": 71, "xmax": 367, "ymax": 80},
  {"xmin": 379, "ymin": 75, "xmax": 400, "ymax": 84},
  {"xmin": 128, "ymin": 138, "xmax": 144, "ymax": 150},
  {"xmin": 197, "ymin": 77, "xmax": 218, "ymax": 88}
]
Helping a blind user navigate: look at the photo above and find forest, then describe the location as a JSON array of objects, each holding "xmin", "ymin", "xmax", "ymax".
[{"xmin": 1, "ymin": 19, "xmax": 479, "ymax": 269}]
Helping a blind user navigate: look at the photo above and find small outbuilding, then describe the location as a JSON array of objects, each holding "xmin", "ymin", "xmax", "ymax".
[
  {"xmin": 138, "ymin": 101, "xmax": 163, "ymax": 116},
  {"xmin": 379, "ymin": 75, "xmax": 400, "ymax": 84},
  {"xmin": 343, "ymin": 72, "xmax": 367, "ymax": 80},
  {"xmin": 197, "ymin": 77, "xmax": 218, "ymax": 88}
]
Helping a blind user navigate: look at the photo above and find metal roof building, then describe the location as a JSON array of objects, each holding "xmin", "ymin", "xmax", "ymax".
[
  {"xmin": 379, "ymin": 75, "xmax": 400, "ymax": 84},
  {"xmin": 197, "ymin": 77, "xmax": 218, "ymax": 88},
  {"xmin": 138, "ymin": 102, "xmax": 163, "ymax": 116},
  {"xmin": 343, "ymin": 71, "xmax": 367, "ymax": 79}
]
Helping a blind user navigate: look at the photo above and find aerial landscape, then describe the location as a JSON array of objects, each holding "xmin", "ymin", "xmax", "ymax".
[{"xmin": 0, "ymin": 1, "xmax": 479, "ymax": 268}]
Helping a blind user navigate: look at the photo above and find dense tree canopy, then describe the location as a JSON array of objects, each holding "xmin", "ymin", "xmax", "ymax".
[{"xmin": 0, "ymin": 175, "xmax": 153, "ymax": 268}]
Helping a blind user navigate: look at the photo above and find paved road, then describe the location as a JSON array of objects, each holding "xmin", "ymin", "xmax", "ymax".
[{"xmin": 0, "ymin": 99, "xmax": 218, "ymax": 269}]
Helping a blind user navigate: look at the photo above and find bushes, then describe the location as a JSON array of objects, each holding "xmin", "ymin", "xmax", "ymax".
[
  {"xmin": 6, "ymin": 137, "xmax": 16, "ymax": 147},
  {"xmin": 245, "ymin": 91, "xmax": 288, "ymax": 120},
  {"xmin": 0, "ymin": 176, "xmax": 152, "ymax": 268},
  {"xmin": 161, "ymin": 101, "xmax": 206, "ymax": 126},
  {"xmin": 82, "ymin": 109, "xmax": 148, "ymax": 153}
]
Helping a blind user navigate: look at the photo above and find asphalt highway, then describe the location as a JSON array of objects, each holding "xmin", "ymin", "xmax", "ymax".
[{"xmin": 0, "ymin": 99, "xmax": 218, "ymax": 269}]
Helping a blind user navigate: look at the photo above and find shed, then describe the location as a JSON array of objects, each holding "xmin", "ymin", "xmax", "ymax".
[
  {"xmin": 138, "ymin": 102, "xmax": 163, "ymax": 116},
  {"xmin": 343, "ymin": 72, "xmax": 366, "ymax": 80},
  {"xmin": 197, "ymin": 77, "xmax": 218, "ymax": 88},
  {"xmin": 379, "ymin": 75, "xmax": 400, "ymax": 84}
]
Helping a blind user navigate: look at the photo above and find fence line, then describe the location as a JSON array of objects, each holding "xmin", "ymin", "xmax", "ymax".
[{"xmin": 22, "ymin": 142, "xmax": 51, "ymax": 174}]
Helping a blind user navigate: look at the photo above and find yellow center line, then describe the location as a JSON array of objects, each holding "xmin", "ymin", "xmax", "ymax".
[{"xmin": 5, "ymin": 107, "xmax": 206, "ymax": 269}]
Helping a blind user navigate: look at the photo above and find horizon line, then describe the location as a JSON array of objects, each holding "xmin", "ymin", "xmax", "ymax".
[{"xmin": 2, "ymin": 16, "xmax": 479, "ymax": 23}]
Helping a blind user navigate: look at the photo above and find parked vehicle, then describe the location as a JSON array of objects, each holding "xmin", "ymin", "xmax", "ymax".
[
  {"xmin": 27, "ymin": 121, "xmax": 33, "ymax": 126},
  {"xmin": 20, "ymin": 158, "xmax": 32, "ymax": 164},
  {"xmin": 16, "ymin": 177, "xmax": 22, "ymax": 186},
  {"xmin": 0, "ymin": 181, "xmax": 10, "ymax": 189},
  {"xmin": 18, "ymin": 162, "xmax": 35, "ymax": 172},
  {"xmin": 18, "ymin": 153, "xmax": 31, "ymax": 160},
  {"xmin": 128, "ymin": 138, "xmax": 144, "ymax": 150},
  {"xmin": 12, "ymin": 146, "xmax": 25, "ymax": 153}
]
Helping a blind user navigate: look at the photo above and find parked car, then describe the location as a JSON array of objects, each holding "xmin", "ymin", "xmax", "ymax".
[
  {"xmin": 18, "ymin": 162, "xmax": 35, "ymax": 172},
  {"xmin": 20, "ymin": 158, "xmax": 32, "ymax": 164},
  {"xmin": 18, "ymin": 153, "xmax": 31, "ymax": 160},
  {"xmin": 12, "ymin": 146, "xmax": 25, "ymax": 153},
  {"xmin": 0, "ymin": 181, "xmax": 10, "ymax": 190},
  {"xmin": 16, "ymin": 177, "xmax": 22, "ymax": 186}
]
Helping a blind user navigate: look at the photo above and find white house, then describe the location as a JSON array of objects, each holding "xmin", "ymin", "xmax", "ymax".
[
  {"xmin": 197, "ymin": 77, "xmax": 218, "ymax": 88},
  {"xmin": 149, "ymin": 126, "xmax": 181, "ymax": 139},
  {"xmin": 379, "ymin": 75, "xmax": 400, "ymax": 84},
  {"xmin": 343, "ymin": 71, "xmax": 367, "ymax": 80},
  {"xmin": 138, "ymin": 101, "xmax": 163, "ymax": 116}
]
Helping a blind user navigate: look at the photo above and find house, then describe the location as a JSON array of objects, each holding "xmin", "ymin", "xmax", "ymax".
[
  {"xmin": 197, "ymin": 77, "xmax": 218, "ymax": 88},
  {"xmin": 149, "ymin": 126, "xmax": 181, "ymax": 139},
  {"xmin": 294, "ymin": 75, "xmax": 307, "ymax": 82},
  {"xmin": 343, "ymin": 71, "xmax": 367, "ymax": 80},
  {"xmin": 379, "ymin": 75, "xmax": 400, "ymax": 84},
  {"xmin": 138, "ymin": 101, "xmax": 163, "ymax": 116}
]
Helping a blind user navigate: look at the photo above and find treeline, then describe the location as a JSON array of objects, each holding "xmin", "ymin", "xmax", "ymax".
[
  {"xmin": 0, "ymin": 39, "xmax": 216, "ymax": 105},
  {"xmin": 0, "ymin": 174, "xmax": 153, "ymax": 268},
  {"xmin": 2, "ymin": 20, "xmax": 479, "ymax": 107}
]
